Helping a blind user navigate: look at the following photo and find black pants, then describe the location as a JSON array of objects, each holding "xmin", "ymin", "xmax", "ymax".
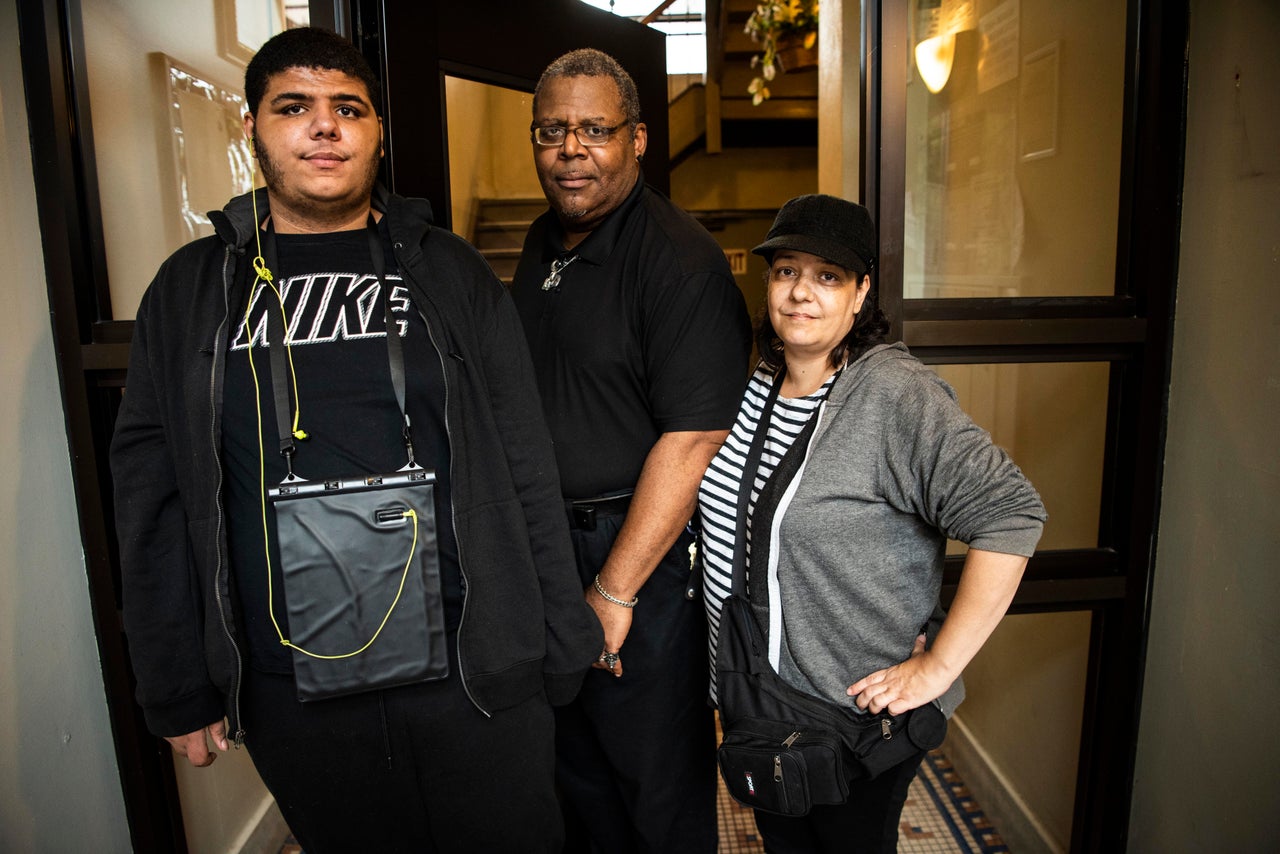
[
  {"xmin": 557, "ymin": 519, "xmax": 717, "ymax": 854},
  {"xmin": 752, "ymin": 751, "xmax": 926, "ymax": 854},
  {"xmin": 241, "ymin": 652, "xmax": 561, "ymax": 854}
]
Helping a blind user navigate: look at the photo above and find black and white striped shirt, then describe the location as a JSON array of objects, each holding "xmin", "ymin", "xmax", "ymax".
[{"xmin": 697, "ymin": 366, "xmax": 837, "ymax": 703}]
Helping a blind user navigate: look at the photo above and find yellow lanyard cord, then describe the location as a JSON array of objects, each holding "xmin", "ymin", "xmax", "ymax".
[
  {"xmin": 277, "ymin": 508, "xmax": 420, "ymax": 659},
  {"xmin": 244, "ymin": 188, "xmax": 416, "ymax": 660}
]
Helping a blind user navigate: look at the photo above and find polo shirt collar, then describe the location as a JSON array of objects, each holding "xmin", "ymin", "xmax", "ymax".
[{"xmin": 541, "ymin": 176, "xmax": 645, "ymax": 264}]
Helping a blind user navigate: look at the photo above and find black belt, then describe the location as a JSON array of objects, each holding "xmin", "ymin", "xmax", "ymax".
[{"xmin": 565, "ymin": 492, "xmax": 634, "ymax": 532}]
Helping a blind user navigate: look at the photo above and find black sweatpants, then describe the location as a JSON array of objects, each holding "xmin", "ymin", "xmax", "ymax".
[
  {"xmin": 556, "ymin": 518, "xmax": 718, "ymax": 854},
  {"xmin": 752, "ymin": 750, "xmax": 926, "ymax": 854},
  {"xmin": 241, "ymin": 651, "xmax": 561, "ymax": 854}
]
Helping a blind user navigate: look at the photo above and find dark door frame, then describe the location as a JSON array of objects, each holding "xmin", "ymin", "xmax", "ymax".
[{"xmin": 866, "ymin": 1, "xmax": 1187, "ymax": 850}]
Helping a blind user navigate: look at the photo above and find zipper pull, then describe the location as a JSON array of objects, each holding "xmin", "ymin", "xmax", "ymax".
[
  {"xmin": 773, "ymin": 754, "xmax": 783, "ymax": 782},
  {"xmin": 782, "ymin": 731, "xmax": 800, "ymax": 748},
  {"xmin": 232, "ymin": 728, "xmax": 246, "ymax": 748},
  {"xmin": 881, "ymin": 718, "xmax": 893, "ymax": 740}
]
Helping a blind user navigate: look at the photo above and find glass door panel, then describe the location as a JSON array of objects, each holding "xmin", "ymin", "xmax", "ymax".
[
  {"xmin": 82, "ymin": 0, "xmax": 300, "ymax": 319},
  {"xmin": 934, "ymin": 360, "xmax": 1109, "ymax": 554},
  {"xmin": 952, "ymin": 610, "xmax": 1090, "ymax": 851},
  {"xmin": 902, "ymin": 0, "xmax": 1127, "ymax": 299}
]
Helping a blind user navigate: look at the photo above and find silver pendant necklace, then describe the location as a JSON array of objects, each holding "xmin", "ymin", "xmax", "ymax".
[{"xmin": 542, "ymin": 254, "xmax": 579, "ymax": 291}]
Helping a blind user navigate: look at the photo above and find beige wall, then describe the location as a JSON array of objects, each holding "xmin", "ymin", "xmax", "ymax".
[
  {"xmin": 1130, "ymin": 0, "xmax": 1280, "ymax": 849},
  {"xmin": 445, "ymin": 77, "xmax": 544, "ymax": 240},
  {"xmin": 817, "ymin": 0, "xmax": 861, "ymax": 200},
  {"xmin": 84, "ymin": 0, "xmax": 256, "ymax": 321},
  {"xmin": 0, "ymin": 5, "xmax": 131, "ymax": 849},
  {"xmin": 954, "ymin": 612, "xmax": 1090, "ymax": 850},
  {"xmin": 672, "ymin": 147, "xmax": 818, "ymax": 212}
]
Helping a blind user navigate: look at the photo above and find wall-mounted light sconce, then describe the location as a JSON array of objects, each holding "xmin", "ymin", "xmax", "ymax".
[
  {"xmin": 915, "ymin": 0, "xmax": 975, "ymax": 94},
  {"xmin": 915, "ymin": 32, "xmax": 957, "ymax": 94}
]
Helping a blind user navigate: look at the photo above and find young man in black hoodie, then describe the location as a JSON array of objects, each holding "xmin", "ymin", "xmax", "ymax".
[{"xmin": 111, "ymin": 27, "xmax": 600, "ymax": 852}]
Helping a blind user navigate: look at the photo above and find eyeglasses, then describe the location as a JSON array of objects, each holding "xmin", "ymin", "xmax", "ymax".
[{"xmin": 531, "ymin": 122, "xmax": 627, "ymax": 147}]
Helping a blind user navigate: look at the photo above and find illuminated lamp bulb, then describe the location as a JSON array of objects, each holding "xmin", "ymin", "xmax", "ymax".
[{"xmin": 915, "ymin": 33, "xmax": 957, "ymax": 94}]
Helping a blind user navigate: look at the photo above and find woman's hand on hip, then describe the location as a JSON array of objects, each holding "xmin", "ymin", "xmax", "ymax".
[{"xmin": 846, "ymin": 634, "xmax": 953, "ymax": 715}]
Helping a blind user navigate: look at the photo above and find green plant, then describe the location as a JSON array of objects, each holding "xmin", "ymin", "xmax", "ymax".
[{"xmin": 744, "ymin": 0, "xmax": 820, "ymax": 105}]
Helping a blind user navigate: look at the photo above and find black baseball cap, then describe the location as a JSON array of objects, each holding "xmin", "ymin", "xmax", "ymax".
[{"xmin": 752, "ymin": 194, "xmax": 877, "ymax": 277}]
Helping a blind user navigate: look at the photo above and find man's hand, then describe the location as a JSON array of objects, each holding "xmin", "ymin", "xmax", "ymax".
[
  {"xmin": 587, "ymin": 585, "xmax": 632, "ymax": 677},
  {"xmin": 585, "ymin": 429, "xmax": 729, "ymax": 680},
  {"xmin": 165, "ymin": 720, "xmax": 229, "ymax": 767}
]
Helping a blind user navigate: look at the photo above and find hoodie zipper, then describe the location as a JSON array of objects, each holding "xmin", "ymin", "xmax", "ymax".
[
  {"xmin": 394, "ymin": 239, "xmax": 488, "ymax": 719},
  {"xmin": 213, "ymin": 245, "xmax": 246, "ymax": 744}
]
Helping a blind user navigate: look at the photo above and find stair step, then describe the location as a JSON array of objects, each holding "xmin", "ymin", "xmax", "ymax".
[
  {"xmin": 473, "ymin": 222, "xmax": 531, "ymax": 251},
  {"xmin": 724, "ymin": 29, "xmax": 760, "ymax": 55},
  {"xmin": 721, "ymin": 97, "xmax": 819, "ymax": 121},
  {"xmin": 476, "ymin": 219, "xmax": 536, "ymax": 230},
  {"xmin": 476, "ymin": 198, "xmax": 547, "ymax": 223},
  {"xmin": 482, "ymin": 253, "xmax": 521, "ymax": 280},
  {"xmin": 479, "ymin": 247, "xmax": 522, "ymax": 259},
  {"xmin": 723, "ymin": 64, "xmax": 818, "ymax": 98}
]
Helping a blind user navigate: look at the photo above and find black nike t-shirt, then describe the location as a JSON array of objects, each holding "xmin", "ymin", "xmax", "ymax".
[{"xmin": 222, "ymin": 222, "xmax": 462, "ymax": 674}]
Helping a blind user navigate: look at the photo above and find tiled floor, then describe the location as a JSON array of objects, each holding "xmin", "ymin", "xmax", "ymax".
[
  {"xmin": 281, "ymin": 749, "xmax": 1006, "ymax": 854},
  {"xmin": 717, "ymin": 748, "xmax": 1008, "ymax": 854}
]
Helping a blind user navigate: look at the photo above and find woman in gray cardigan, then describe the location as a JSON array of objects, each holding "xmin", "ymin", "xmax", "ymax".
[{"xmin": 698, "ymin": 195, "xmax": 1046, "ymax": 853}]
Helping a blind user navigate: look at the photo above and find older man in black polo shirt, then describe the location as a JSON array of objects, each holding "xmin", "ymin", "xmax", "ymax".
[{"xmin": 511, "ymin": 49, "xmax": 751, "ymax": 853}]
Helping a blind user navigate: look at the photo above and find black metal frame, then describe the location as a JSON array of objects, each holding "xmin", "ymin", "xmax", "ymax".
[
  {"xmin": 15, "ymin": 0, "xmax": 183, "ymax": 850},
  {"xmin": 867, "ymin": 1, "xmax": 1188, "ymax": 849}
]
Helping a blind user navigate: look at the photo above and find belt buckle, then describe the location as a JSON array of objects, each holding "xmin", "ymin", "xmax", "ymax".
[{"xmin": 572, "ymin": 504, "xmax": 597, "ymax": 531}]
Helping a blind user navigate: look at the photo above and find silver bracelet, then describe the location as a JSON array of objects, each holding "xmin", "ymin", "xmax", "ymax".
[{"xmin": 593, "ymin": 574, "xmax": 638, "ymax": 608}]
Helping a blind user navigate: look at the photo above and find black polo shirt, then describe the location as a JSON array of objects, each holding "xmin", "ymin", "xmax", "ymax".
[{"xmin": 511, "ymin": 179, "xmax": 751, "ymax": 499}]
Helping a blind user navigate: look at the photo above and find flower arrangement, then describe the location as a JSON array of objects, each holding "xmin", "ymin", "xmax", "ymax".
[{"xmin": 744, "ymin": 0, "xmax": 820, "ymax": 105}]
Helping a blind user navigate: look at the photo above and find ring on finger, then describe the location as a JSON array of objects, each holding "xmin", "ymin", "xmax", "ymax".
[{"xmin": 601, "ymin": 651, "xmax": 620, "ymax": 669}]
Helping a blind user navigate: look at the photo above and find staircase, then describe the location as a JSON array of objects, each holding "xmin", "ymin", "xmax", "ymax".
[
  {"xmin": 470, "ymin": 198, "xmax": 546, "ymax": 286},
  {"xmin": 715, "ymin": 0, "xmax": 818, "ymax": 124}
]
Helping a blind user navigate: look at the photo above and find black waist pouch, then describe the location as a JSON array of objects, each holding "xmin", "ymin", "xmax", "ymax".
[
  {"xmin": 715, "ymin": 594, "xmax": 947, "ymax": 816},
  {"xmin": 271, "ymin": 466, "xmax": 449, "ymax": 701}
]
